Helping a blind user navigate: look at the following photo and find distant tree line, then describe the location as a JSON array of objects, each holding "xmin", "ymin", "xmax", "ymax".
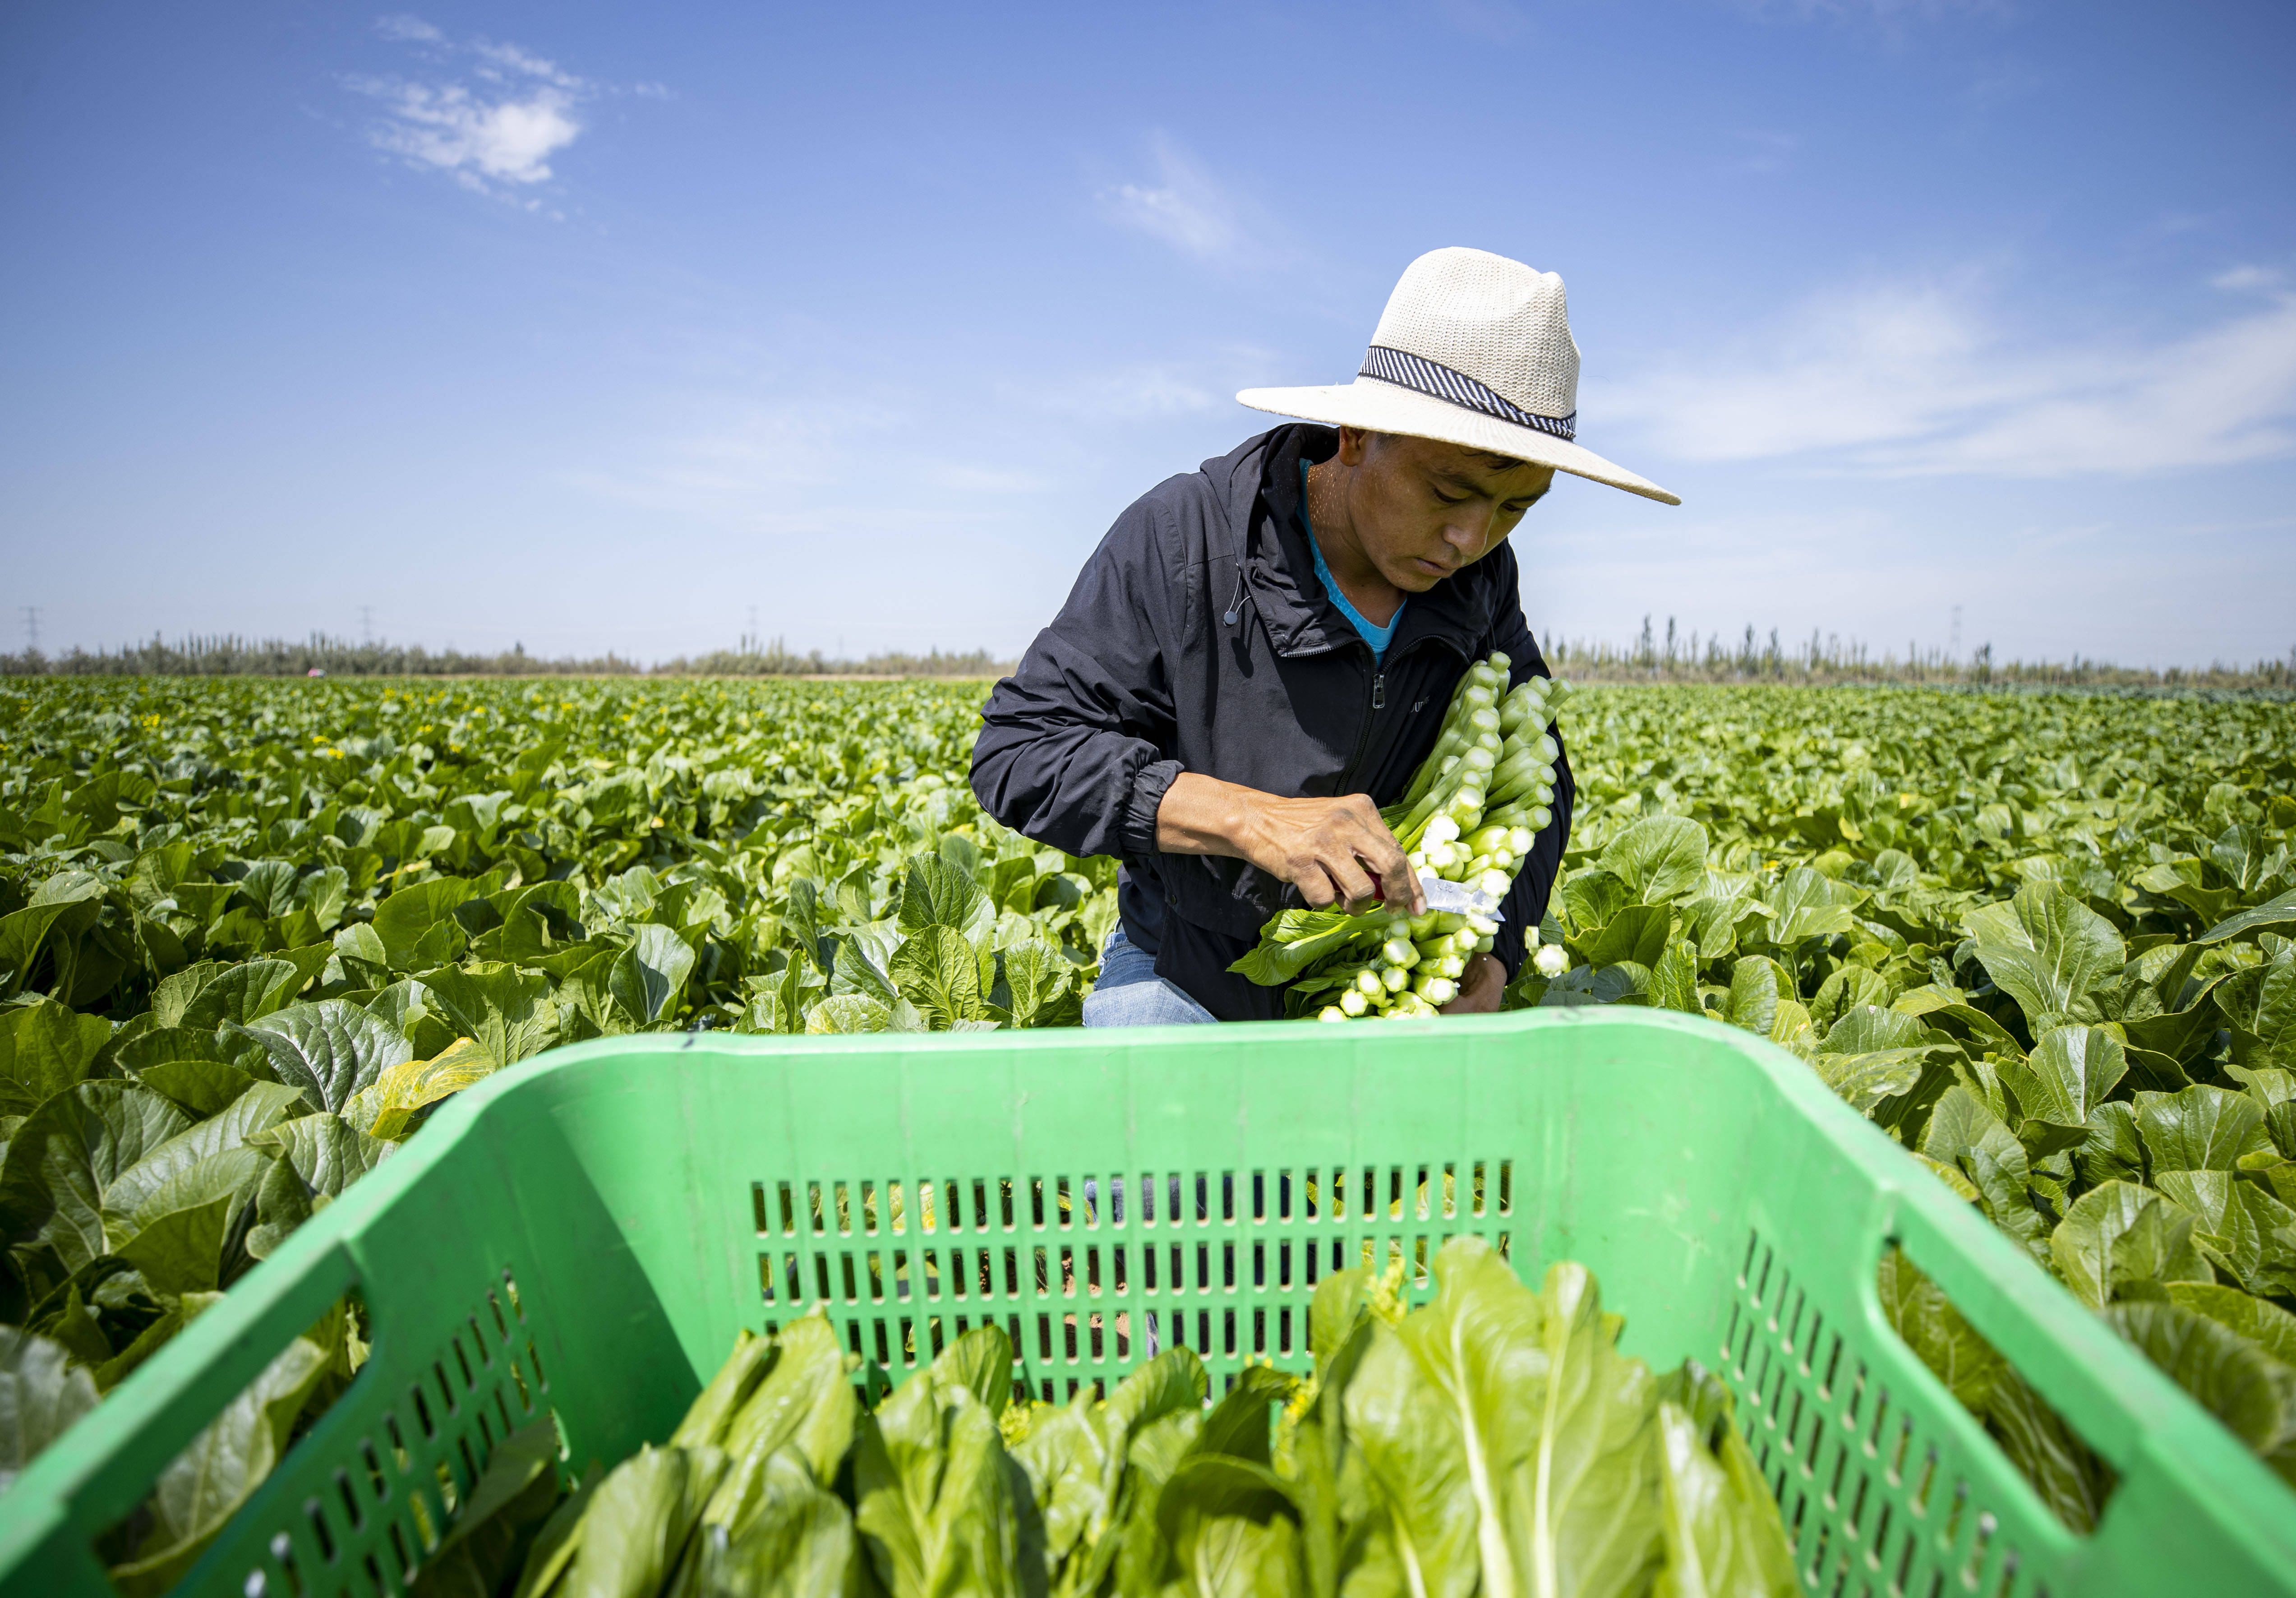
[
  {"xmin": 652, "ymin": 639, "xmax": 1012, "ymax": 678},
  {"xmin": 0, "ymin": 633, "xmax": 1014, "ymax": 680},
  {"xmin": 1545, "ymin": 618, "xmax": 2296, "ymax": 694},
  {"xmin": 5, "ymin": 623, "xmax": 2291, "ymax": 694}
]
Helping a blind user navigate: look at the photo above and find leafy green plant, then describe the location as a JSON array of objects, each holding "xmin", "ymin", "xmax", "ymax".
[
  {"xmin": 468, "ymin": 1244, "xmax": 1793, "ymax": 1598},
  {"xmin": 1498, "ymin": 687, "xmax": 2296, "ymax": 1507},
  {"xmin": 0, "ymin": 678, "xmax": 1112, "ymax": 1496}
]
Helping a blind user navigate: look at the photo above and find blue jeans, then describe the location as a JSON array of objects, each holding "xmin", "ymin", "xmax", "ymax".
[{"xmin": 1082, "ymin": 927, "xmax": 1217, "ymax": 1027}]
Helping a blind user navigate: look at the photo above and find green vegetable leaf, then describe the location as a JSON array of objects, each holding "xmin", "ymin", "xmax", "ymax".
[
  {"xmin": 1506, "ymin": 1260, "xmax": 1666, "ymax": 1598},
  {"xmin": 373, "ymin": 878, "xmax": 477, "ymax": 970},
  {"xmin": 890, "ymin": 925, "xmax": 985, "ymax": 1028},
  {"xmin": 0, "ymin": 996, "xmax": 113, "ymax": 1118},
  {"xmin": 106, "ymin": 1304, "xmax": 344, "ymax": 1597},
  {"xmin": 693, "ymin": 1448, "xmax": 858, "ymax": 1598},
  {"xmin": 1227, "ymin": 910, "xmax": 1387, "ymax": 988},
  {"xmin": 1599, "ymin": 816, "xmax": 1710, "ymax": 906},
  {"xmin": 672, "ymin": 1328, "xmax": 777, "ymax": 1452},
  {"xmin": 2049, "ymin": 1180, "xmax": 2210, "ymax": 1308},
  {"xmin": 2166, "ymin": 1282, "xmax": 2296, "ymax": 1366},
  {"xmin": 2135, "ymin": 1085, "xmax": 2272, "ymax": 1173},
  {"xmin": 1763, "ymin": 868, "xmax": 1866, "ymax": 947},
  {"xmin": 408, "ymin": 1415, "xmax": 564, "ymax": 1598},
  {"xmin": 854, "ymin": 1387, "xmax": 1021, "ymax": 1598},
  {"xmin": 250, "ymin": 1112, "xmax": 394, "ymax": 1199},
  {"xmin": 1154, "ymin": 1456, "xmax": 1305, "ymax": 1597},
  {"xmin": 0, "ymin": 1323, "xmax": 100, "ymax": 1494},
  {"xmin": 0, "ymin": 1081, "xmax": 193, "ymax": 1275},
  {"xmin": 236, "ymin": 999, "xmax": 414, "ymax": 1115},
  {"xmin": 715, "ymin": 1314, "xmax": 858, "ymax": 1490},
  {"xmin": 2000, "ymin": 1025, "xmax": 2126, "ymax": 1146},
  {"xmin": 804, "ymin": 995, "xmax": 891, "ymax": 1034},
  {"xmin": 1963, "ymin": 884, "xmax": 2124, "ymax": 1032},
  {"xmin": 2102, "ymin": 1300, "xmax": 2296, "ymax": 1460},
  {"xmin": 169, "ymin": 959, "xmax": 309, "ymax": 1031},
  {"xmin": 1012, "ymin": 1392, "xmax": 1107, "ymax": 1575},
  {"xmin": 1876, "ymin": 1249, "xmax": 2003, "ymax": 1415},
  {"xmin": 424, "ymin": 962, "xmax": 563, "ymax": 1066},
  {"xmin": 557, "ymin": 1443, "xmax": 728, "ymax": 1598},
  {"xmin": 899, "ymin": 855, "xmax": 994, "ymax": 943},
  {"xmin": 1813, "ymin": 1007, "xmax": 1955, "ymax": 1116},
  {"xmin": 114, "ymin": 1187, "xmax": 236, "ymax": 1296},
  {"xmin": 1578, "ymin": 905, "xmax": 1673, "ymax": 971},
  {"xmin": 1651, "ymin": 1399, "xmax": 1791, "ymax": 1598},
  {"xmin": 2156, "ymin": 1170, "xmax": 2264, "ymax": 1289},
  {"xmin": 1982, "ymin": 1367, "xmax": 2113, "ymax": 1536},
  {"xmin": 606, "ymin": 928, "xmax": 696, "ymax": 1030},
  {"xmin": 2198, "ymin": 887, "xmax": 2296, "ymax": 947}
]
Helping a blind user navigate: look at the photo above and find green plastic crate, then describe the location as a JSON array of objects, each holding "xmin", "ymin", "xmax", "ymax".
[{"xmin": 2, "ymin": 1009, "xmax": 2291, "ymax": 1596}]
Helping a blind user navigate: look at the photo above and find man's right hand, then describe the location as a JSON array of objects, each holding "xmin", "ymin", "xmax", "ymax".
[{"xmin": 1154, "ymin": 773, "xmax": 1423, "ymax": 916}]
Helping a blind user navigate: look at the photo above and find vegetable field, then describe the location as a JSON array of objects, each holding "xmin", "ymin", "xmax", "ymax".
[{"xmin": 1, "ymin": 674, "xmax": 2292, "ymax": 1555}]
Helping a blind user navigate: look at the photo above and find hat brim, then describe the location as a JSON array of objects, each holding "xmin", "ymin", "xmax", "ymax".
[{"xmin": 1236, "ymin": 378, "xmax": 1679, "ymax": 505}]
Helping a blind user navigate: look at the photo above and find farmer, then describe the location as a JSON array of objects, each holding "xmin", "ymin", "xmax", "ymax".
[{"xmin": 970, "ymin": 247, "xmax": 1678, "ymax": 1025}]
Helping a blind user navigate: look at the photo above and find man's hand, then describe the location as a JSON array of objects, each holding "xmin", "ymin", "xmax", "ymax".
[
  {"xmin": 1156, "ymin": 774, "xmax": 1424, "ymax": 915},
  {"xmin": 1440, "ymin": 953, "xmax": 1506, "ymax": 1015}
]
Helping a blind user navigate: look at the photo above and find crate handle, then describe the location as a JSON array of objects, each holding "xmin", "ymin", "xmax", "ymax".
[{"xmin": 1879, "ymin": 1185, "xmax": 2186, "ymax": 1478}]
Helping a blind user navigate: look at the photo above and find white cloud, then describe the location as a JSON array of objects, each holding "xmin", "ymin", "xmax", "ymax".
[
  {"xmin": 1599, "ymin": 275, "xmax": 2296, "ymax": 477},
  {"xmin": 1101, "ymin": 136, "xmax": 1251, "ymax": 265},
  {"xmin": 471, "ymin": 39, "xmax": 584, "ymax": 90},
  {"xmin": 351, "ymin": 21, "xmax": 605, "ymax": 198},
  {"xmin": 360, "ymin": 81, "xmax": 581, "ymax": 189},
  {"xmin": 2213, "ymin": 264, "xmax": 2286, "ymax": 293},
  {"xmin": 374, "ymin": 14, "xmax": 441, "ymax": 43}
]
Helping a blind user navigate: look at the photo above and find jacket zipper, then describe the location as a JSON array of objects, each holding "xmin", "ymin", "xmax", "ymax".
[
  {"xmin": 1335, "ymin": 635, "xmax": 1468, "ymax": 798},
  {"xmin": 1335, "ymin": 642, "xmax": 1388, "ymax": 792}
]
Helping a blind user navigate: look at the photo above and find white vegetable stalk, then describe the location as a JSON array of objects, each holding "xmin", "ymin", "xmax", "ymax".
[{"xmin": 1232, "ymin": 653, "xmax": 1577, "ymax": 1022}]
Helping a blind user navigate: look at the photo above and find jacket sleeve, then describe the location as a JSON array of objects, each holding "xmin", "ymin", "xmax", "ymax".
[
  {"xmin": 969, "ymin": 495, "xmax": 1188, "ymax": 861},
  {"xmin": 1484, "ymin": 561, "xmax": 1575, "ymax": 983}
]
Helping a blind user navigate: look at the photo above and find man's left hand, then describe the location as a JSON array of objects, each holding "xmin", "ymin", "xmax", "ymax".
[{"xmin": 1440, "ymin": 953, "xmax": 1506, "ymax": 1015}]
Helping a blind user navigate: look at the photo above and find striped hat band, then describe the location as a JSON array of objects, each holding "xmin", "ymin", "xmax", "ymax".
[{"xmin": 1357, "ymin": 345, "xmax": 1577, "ymax": 443}]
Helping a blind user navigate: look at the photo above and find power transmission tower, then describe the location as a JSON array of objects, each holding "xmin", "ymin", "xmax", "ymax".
[
  {"xmin": 1950, "ymin": 605, "xmax": 1962, "ymax": 659},
  {"xmin": 360, "ymin": 606, "xmax": 374, "ymax": 647},
  {"xmin": 19, "ymin": 606, "xmax": 38, "ymax": 651}
]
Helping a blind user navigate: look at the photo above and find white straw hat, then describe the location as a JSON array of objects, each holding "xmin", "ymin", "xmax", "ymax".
[{"xmin": 1238, "ymin": 246, "xmax": 1678, "ymax": 505}]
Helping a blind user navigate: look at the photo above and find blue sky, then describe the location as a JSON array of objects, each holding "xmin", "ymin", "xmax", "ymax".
[{"xmin": 4, "ymin": 0, "xmax": 2292, "ymax": 669}]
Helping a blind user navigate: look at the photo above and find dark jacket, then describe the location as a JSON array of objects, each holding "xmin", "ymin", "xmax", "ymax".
[{"xmin": 969, "ymin": 424, "xmax": 1574, "ymax": 1020}]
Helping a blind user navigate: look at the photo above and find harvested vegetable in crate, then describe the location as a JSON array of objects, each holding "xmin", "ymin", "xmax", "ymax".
[
  {"xmin": 1228, "ymin": 651, "xmax": 1575, "ymax": 1018},
  {"xmin": 468, "ymin": 1238, "xmax": 1792, "ymax": 1598}
]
